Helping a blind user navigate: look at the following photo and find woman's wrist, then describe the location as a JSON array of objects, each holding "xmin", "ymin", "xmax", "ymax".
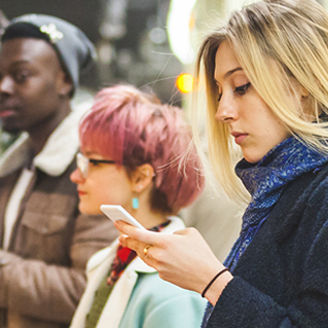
[{"xmin": 203, "ymin": 269, "xmax": 233, "ymax": 305}]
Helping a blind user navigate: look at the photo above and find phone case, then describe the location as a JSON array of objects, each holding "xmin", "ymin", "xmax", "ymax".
[{"xmin": 100, "ymin": 204, "xmax": 146, "ymax": 230}]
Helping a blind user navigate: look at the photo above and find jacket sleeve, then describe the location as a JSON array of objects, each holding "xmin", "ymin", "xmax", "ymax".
[
  {"xmin": 0, "ymin": 213, "xmax": 118, "ymax": 323},
  {"xmin": 207, "ymin": 198, "xmax": 328, "ymax": 327}
]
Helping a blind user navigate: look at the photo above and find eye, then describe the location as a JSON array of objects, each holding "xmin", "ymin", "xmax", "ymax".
[
  {"xmin": 13, "ymin": 70, "xmax": 31, "ymax": 84},
  {"xmin": 234, "ymin": 82, "xmax": 251, "ymax": 95},
  {"xmin": 216, "ymin": 85, "xmax": 222, "ymax": 102},
  {"xmin": 89, "ymin": 160, "xmax": 100, "ymax": 167}
]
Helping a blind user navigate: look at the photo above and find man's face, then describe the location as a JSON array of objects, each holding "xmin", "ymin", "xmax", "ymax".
[{"xmin": 0, "ymin": 38, "xmax": 69, "ymax": 134}]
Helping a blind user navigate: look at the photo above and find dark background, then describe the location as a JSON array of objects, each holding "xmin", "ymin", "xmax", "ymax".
[{"xmin": 0, "ymin": 0, "xmax": 183, "ymax": 103}]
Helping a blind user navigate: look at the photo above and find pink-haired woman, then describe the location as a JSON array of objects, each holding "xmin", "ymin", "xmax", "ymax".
[{"xmin": 69, "ymin": 85, "xmax": 206, "ymax": 328}]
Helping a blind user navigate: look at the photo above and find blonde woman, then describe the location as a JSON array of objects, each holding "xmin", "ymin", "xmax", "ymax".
[{"xmin": 116, "ymin": 0, "xmax": 328, "ymax": 327}]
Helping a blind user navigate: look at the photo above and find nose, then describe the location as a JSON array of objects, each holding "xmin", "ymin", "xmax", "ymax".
[
  {"xmin": 70, "ymin": 168, "xmax": 85, "ymax": 184},
  {"xmin": 0, "ymin": 76, "xmax": 14, "ymax": 96},
  {"xmin": 215, "ymin": 92, "xmax": 238, "ymax": 122}
]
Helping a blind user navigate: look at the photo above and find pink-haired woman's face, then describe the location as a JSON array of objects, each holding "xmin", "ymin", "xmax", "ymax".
[{"xmin": 70, "ymin": 152, "xmax": 134, "ymax": 215}]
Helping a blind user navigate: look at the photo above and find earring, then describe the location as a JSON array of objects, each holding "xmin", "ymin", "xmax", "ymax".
[{"xmin": 132, "ymin": 197, "xmax": 139, "ymax": 209}]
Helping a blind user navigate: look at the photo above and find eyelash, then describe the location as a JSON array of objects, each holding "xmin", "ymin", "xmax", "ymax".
[
  {"xmin": 217, "ymin": 82, "xmax": 251, "ymax": 102},
  {"xmin": 89, "ymin": 161, "xmax": 100, "ymax": 167}
]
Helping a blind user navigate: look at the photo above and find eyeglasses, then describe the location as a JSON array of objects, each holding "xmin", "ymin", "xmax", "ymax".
[{"xmin": 76, "ymin": 152, "xmax": 116, "ymax": 178}]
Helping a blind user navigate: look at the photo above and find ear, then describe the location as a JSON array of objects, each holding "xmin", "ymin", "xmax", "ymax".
[
  {"xmin": 300, "ymin": 85, "xmax": 309, "ymax": 99},
  {"xmin": 130, "ymin": 164, "xmax": 155, "ymax": 193},
  {"xmin": 291, "ymin": 78, "xmax": 309, "ymax": 100},
  {"xmin": 56, "ymin": 70, "xmax": 73, "ymax": 97}
]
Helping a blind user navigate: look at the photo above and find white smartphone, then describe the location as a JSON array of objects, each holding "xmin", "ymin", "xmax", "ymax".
[{"xmin": 100, "ymin": 204, "xmax": 146, "ymax": 230}]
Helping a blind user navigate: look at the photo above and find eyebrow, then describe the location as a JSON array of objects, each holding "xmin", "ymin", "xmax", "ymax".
[
  {"xmin": 9, "ymin": 60, "xmax": 31, "ymax": 68},
  {"xmin": 215, "ymin": 67, "xmax": 243, "ymax": 84}
]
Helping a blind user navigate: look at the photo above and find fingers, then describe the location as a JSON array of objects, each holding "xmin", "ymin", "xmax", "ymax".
[
  {"xmin": 174, "ymin": 227, "xmax": 196, "ymax": 236},
  {"xmin": 119, "ymin": 234, "xmax": 158, "ymax": 270},
  {"xmin": 114, "ymin": 220, "xmax": 162, "ymax": 245},
  {"xmin": 118, "ymin": 234, "xmax": 144, "ymax": 254},
  {"xmin": 143, "ymin": 244, "xmax": 152, "ymax": 257}
]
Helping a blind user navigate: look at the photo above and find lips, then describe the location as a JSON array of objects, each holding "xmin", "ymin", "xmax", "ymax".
[
  {"xmin": 78, "ymin": 190, "xmax": 87, "ymax": 196},
  {"xmin": 231, "ymin": 131, "xmax": 248, "ymax": 145},
  {"xmin": 0, "ymin": 109, "xmax": 16, "ymax": 118},
  {"xmin": 0, "ymin": 102, "xmax": 19, "ymax": 118}
]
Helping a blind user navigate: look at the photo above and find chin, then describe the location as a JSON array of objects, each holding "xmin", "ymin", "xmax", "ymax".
[
  {"xmin": 79, "ymin": 203, "xmax": 100, "ymax": 215},
  {"xmin": 243, "ymin": 152, "xmax": 263, "ymax": 164},
  {"xmin": 2, "ymin": 124, "xmax": 20, "ymax": 134}
]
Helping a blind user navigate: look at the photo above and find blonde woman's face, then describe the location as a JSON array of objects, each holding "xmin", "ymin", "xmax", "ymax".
[{"xmin": 214, "ymin": 41, "xmax": 290, "ymax": 163}]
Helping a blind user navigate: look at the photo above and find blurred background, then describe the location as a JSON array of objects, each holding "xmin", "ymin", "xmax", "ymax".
[
  {"xmin": 2, "ymin": 0, "xmax": 328, "ymax": 103},
  {"xmin": 0, "ymin": 0, "xmax": 256, "ymax": 104},
  {"xmin": 0, "ymin": 0, "xmax": 244, "ymax": 156}
]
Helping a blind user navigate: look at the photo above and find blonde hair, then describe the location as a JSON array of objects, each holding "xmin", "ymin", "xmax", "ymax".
[{"xmin": 194, "ymin": 0, "xmax": 328, "ymax": 201}]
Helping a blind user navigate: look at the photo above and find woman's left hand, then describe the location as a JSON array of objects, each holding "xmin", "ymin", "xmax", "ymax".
[{"xmin": 115, "ymin": 221, "xmax": 229, "ymax": 300}]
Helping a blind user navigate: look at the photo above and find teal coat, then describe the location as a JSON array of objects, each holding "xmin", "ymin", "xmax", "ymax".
[
  {"xmin": 120, "ymin": 271, "xmax": 206, "ymax": 327},
  {"xmin": 70, "ymin": 216, "xmax": 206, "ymax": 328}
]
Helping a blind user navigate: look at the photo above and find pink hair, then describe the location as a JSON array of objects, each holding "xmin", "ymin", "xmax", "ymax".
[{"xmin": 79, "ymin": 85, "xmax": 204, "ymax": 213}]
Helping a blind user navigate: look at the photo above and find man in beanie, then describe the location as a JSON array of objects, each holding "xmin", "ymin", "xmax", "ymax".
[{"xmin": 0, "ymin": 14, "xmax": 117, "ymax": 328}]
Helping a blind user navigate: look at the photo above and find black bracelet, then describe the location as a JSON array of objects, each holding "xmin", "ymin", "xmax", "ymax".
[{"xmin": 201, "ymin": 268, "xmax": 230, "ymax": 298}]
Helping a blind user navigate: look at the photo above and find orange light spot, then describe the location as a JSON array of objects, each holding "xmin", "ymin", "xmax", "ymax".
[{"xmin": 176, "ymin": 73, "xmax": 194, "ymax": 93}]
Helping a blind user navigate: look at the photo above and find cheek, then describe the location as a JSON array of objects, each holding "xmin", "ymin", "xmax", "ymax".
[
  {"xmin": 101, "ymin": 186, "xmax": 132, "ymax": 206},
  {"xmin": 78, "ymin": 194, "xmax": 103, "ymax": 215},
  {"xmin": 23, "ymin": 79, "xmax": 59, "ymax": 105},
  {"xmin": 249, "ymin": 122, "xmax": 288, "ymax": 162},
  {"xmin": 264, "ymin": 114, "xmax": 289, "ymax": 143},
  {"xmin": 80, "ymin": 168, "xmax": 133, "ymax": 213},
  {"xmin": 95, "ymin": 173, "xmax": 132, "ymax": 206}
]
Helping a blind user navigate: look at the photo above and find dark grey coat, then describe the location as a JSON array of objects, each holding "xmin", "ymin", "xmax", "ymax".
[{"xmin": 207, "ymin": 164, "xmax": 328, "ymax": 328}]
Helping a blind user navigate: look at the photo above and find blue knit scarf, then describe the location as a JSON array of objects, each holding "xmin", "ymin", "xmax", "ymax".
[{"xmin": 201, "ymin": 136, "xmax": 328, "ymax": 327}]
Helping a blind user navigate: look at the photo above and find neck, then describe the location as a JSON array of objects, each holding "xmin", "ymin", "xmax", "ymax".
[
  {"xmin": 130, "ymin": 206, "xmax": 170, "ymax": 230},
  {"xmin": 28, "ymin": 102, "xmax": 71, "ymax": 156}
]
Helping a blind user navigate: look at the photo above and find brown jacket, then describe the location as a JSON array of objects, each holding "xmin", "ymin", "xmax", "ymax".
[{"xmin": 0, "ymin": 110, "xmax": 118, "ymax": 328}]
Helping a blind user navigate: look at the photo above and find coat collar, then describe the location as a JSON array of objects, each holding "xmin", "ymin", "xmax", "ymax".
[{"xmin": 0, "ymin": 99, "xmax": 91, "ymax": 177}]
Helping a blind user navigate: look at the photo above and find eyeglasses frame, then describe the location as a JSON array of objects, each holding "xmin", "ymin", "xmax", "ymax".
[{"xmin": 76, "ymin": 152, "xmax": 117, "ymax": 178}]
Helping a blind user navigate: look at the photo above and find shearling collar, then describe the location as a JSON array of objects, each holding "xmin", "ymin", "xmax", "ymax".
[{"xmin": 0, "ymin": 100, "xmax": 91, "ymax": 177}]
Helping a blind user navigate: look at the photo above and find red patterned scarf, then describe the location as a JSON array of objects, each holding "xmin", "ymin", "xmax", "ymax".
[{"xmin": 107, "ymin": 219, "xmax": 170, "ymax": 285}]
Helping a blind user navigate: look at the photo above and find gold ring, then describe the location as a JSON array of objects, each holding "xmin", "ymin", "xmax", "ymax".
[{"xmin": 143, "ymin": 245, "xmax": 151, "ymax": 257}]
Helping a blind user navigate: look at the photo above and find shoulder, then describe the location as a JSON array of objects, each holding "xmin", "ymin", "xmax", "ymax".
[
  {"xmin": 273, "ymin": 163, "xmax": 328, "ymax": 242},
  {"xmin": 134, "ymin": 272, "xmax": 199, "ymax": 299},
  {"xmin": 121, "ymin": 273, "xmax": 206, "ymax": 328},
  {"xmin": 132, "ymin": 273, "xmax": 206, "ymax": 312},
  {"xmin": 293, "ymin": 164, "xmax": 328, "ymax": 217},
  {"xmin": 276, "ymin": 163, "xmax": 328, "ymax": 212}
]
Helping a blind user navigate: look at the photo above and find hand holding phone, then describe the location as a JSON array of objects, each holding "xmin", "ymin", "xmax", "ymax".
[{"xmin": 100, "ymin": 204, "xmax": 146, "ymax": 230}]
